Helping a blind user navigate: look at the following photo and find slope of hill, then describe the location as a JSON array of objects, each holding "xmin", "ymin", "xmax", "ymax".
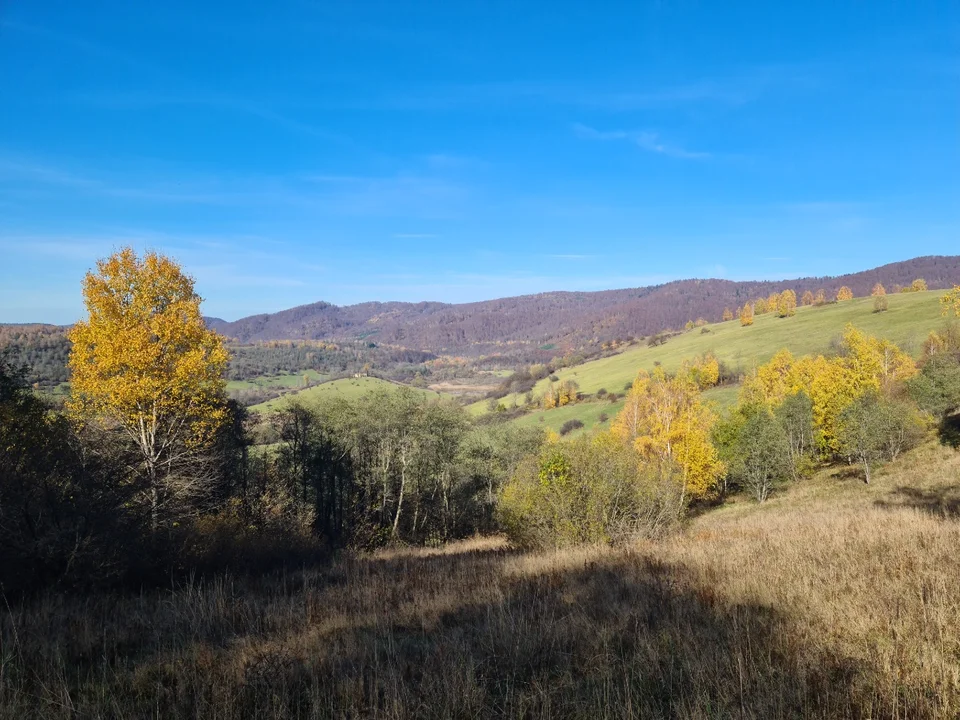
[
  {"xmin": 208, "ymin": 256, "xmax": 960, "ymax": 355},
  {"xmin": 8, "ymin": 439, "xmax": 956, "ymax": 717},
  {"xmin": 249, "ymin": 376, "xmax": 450, "ymax": 413},
  {"xmin": 479, "ymin": 290, "xmax": 949, "ymax": 434}
]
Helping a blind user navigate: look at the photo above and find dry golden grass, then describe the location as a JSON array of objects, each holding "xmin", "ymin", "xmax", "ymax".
[{"xmin": 2, "ymin": 443, "xmax": 959, "ymax": 718}]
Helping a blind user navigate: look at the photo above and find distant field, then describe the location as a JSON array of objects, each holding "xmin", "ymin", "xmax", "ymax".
[
  {"xmin": 472, "ymin": 291, "xmax": 946, "ymax": 416},
  {"xmin": 226, "ymin": 370, "xmax": 328, "ymax": 392},
  {"xmin": 505, "ymin": 383, "xmax": 740, "ymax": 438},
  {"xmin": 249, "ymin": 376, "xmax": 450, "ymax": 413},
  {"xmin": 475, "ymin": 291, "xmax": 946, "ymax": 436}
]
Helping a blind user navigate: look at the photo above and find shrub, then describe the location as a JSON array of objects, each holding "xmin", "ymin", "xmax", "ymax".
[
  {"xmin": 838, "ymin": 393, "xmax": 927, "ymax": 483},
  {"xmin": 498, "ymin": 435, "xmax": 683, "ymax": 548},
  {"xmin": 596, "ymin": 388, "xmax": 608, "ymax": 398},
  {"xmin": 598, "ymin": 413, "xmax": 609, "ymax": 423},
  {"xmin": 559, "ymin": 419, "xmax": 584, "ymax": 436},
  {"xmin": 729, "ymin": 409, "xmax": 792, "ymax": 502},
  {"xmin": 909, "ymin": 354, "xmax": 960, "ymax": 418}
]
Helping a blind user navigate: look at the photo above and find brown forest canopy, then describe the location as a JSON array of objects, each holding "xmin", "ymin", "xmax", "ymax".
[
  {"xmin": 207, "ymin": 255, "xmax": 960, "ymax": 353},
  {"xmin": 5, "ymin": 256, "xmax": 960, "ymax": 365}
]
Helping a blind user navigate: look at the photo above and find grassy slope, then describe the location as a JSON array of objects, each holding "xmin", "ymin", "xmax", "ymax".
[
  {"xmin": 226, "ymin": 370, "xmax": 328, "ymax": 392},
  {"xmin": 249, "ymin": 376, "xmax": 448, "ymax": 413},
  {"xmin": 6, "ymin": 440, "xmax": 957, "ymax": 718},
  {"xmin": 478, "ymin": 291, "xmax": 945, "ymax": 435},
  {"xmin": 506, "ymin": 384, "xmax": 740, "ymax": 438}
]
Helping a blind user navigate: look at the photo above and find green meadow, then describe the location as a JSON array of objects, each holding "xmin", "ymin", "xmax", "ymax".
[
  {"xmin": 226, "ymin": 369, "xmax": 328, "ymax": 392},
  {"xmin": 479, "ymin": 291, "xmax": 946, "ymax": 435},
  {"xmin": 249, "ymin": 376, "xmax": 450, "ymax": 413},
  {"xmin": 473, "ymin": 291, "xmax": 945, "ymax": 413}
]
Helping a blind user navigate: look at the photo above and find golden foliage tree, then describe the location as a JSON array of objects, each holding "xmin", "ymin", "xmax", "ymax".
[
  {"xmin": 776, "ymin": 289, "xmax": 797, "ymax": 318},
  {"xmin": 740, "ymin": 326, "xmax": 917, "ymax": 453},
  {"xmin": 542, "ymin": 383, "xmax": 557, "ymax": 409},
  {"xmin": 871, "ymin": 283, "xmax": 886, "ymax": 296},
  {"xmin": 722, "ymin": 307, "xmax": 734, "ymax": 322},
  {"xmin": 681, "ymin": 352, "xmax": 721, "ymax": 390},
  {"xmin": 68, "ymin": 248, "xmax": 229, "ymax": 529},
  {"xmin": 942, "ymin": 286, "xmax": 960, "ymax": 317},
  {"xmin": 801, "ymin": 290, "xmax": 814, "ymax": 306},
  {"xmin": 740, "ymin": 302, "xmax": 754, "ymax": 326},
  {"xmin": 813, "ymin": 289, "xmax": 827, "ymax": 306},
  {"xmin": 911, "ymin": 278, "xmax": 928, "ymax": 292},
  {"xmin": 873, "ymin": 295, "xmax": 888, "ymax": 313},
  {"xmin": 612, "ymin": 369, "xmax": 724, "ymax": 499},
  {"xmin": 767, "ymin": 292, "xmax": 780, "ymax": 311},
  {"xmin": 754, "ymin": 297, "xmax": 769, "ymax": 315},
  {"xmin": 836, "ymin": 286, "xmax": 854, "ymax": 301}
]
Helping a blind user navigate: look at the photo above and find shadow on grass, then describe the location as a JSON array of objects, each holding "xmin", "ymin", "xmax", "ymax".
[
  {"xmin": 938, "ymin": 413, "xmax": 960, "ymax": 449},
  {"xmin": 875, "ymin": 484, "xmax": 960, "ymax": 519},
  {"xmin": 3, "ymin": 540, "xmax": 925, "ymax": 718}
]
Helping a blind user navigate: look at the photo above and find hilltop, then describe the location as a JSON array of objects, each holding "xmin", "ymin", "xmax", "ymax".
[{"xmin": 207, "ymin": 256, "xmax": 960, "ymax": 355}]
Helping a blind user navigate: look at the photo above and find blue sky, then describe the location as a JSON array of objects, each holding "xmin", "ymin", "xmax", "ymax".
[{"xmin": 1, "ymin": 1, "xmax": 957, "ymax": 323}]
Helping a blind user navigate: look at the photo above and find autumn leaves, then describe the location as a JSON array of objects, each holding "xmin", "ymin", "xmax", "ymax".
[{"xmin": 67, "ymin": 247, "xmax": 230, "ymax": 529}]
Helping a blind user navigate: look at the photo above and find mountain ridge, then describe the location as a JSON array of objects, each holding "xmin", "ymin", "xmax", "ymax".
[{"xmin": 207, "ymin": 255, "xmax": 960, "ymax": 355}]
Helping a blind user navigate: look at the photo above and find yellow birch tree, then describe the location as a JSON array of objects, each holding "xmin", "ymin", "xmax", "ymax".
[
  {"xmin": 942, "ymin": 286, "xmax": 960, "ymax": 317},
  {"xmin": 612, "ymin": 369, "xmax": 724, "ymax": 499},
  {"xmin": 68, "ymin": 247, "xmax": 229, "ymax": 529},
  {"xmin": 776, "ymin": 289, "xmax": 797, "ymax": 317}
]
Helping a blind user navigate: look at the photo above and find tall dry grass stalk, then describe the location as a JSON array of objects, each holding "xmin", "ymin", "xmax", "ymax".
[{"xmin": 2, "ymin": 442, "xmax": 959, "ymax": 718}]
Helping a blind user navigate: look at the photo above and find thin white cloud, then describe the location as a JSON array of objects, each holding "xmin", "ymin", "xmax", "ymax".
[
  {"xmin": 0, "ymin": 154, "xmax": 469, "ymax": 217},
  {"xmin": 573, "ymin": 123, "xmax": 710, "ymax": 160},
  {"xmin": 324, "ymin": 67, "xmax": 795, "ymax": 112}
]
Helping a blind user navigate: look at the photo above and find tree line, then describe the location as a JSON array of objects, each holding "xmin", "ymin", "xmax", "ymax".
[{"xmin": 3, "ymin": 247, "xmax": 960, "ymax": 597}]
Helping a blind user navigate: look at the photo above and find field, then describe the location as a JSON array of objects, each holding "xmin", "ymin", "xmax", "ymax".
[
  {"xmin": 3, "ymin": 439, "xmax": 957, "ymax": 718},
  {"xmin": 504, "ymin": 385, "xmax": 741, "ymax": 438},
  {"xmin": 474, "ymin": 291, "xmax": 947, "ymax": 435},
  {"xmin": 249, "ymin": 376, "xmax": 450, "ymax": 413},
  {"xmin": 226, "ymin": 370, "xmax": 328, "ymax": 393}
]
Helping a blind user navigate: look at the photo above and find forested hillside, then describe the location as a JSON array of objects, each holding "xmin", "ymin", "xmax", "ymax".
[
  {"xmin": 0, "ymin": 324, "xmax": 71, "ymax": 387},
  {"xmin": 208, "ymin": 256, "xmax": 960, "ymax": 354}
]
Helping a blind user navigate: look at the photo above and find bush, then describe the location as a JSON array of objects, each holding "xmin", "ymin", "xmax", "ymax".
[
  {"xmin": 559, "ymin": 419, "xmax": 584, "ymax": 435},
  {"xmin": 909, "ymin": 354, "xmax": 960, "ymax": 418},
  {"xmin": 838, "ymin": 393, "xmax": 927, "ymax": 483},
  {"xmin": 596, "ymin": 388, "xmax": 608, "ymax": 397},
  {"xmin": 499, "ymin": 435, "xmax": 683, "ymax": 548},
  {"xmin": 731, "ymin": 410, "xmax": 792, "ymax": 503},
  {"xmin": 598, "ymin": 413, "xmax": 609, "ymax": 423}
]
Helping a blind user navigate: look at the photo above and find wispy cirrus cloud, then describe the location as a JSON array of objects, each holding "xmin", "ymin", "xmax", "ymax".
[
  {"xmin": 75, "ymin": 91, "xmax": 356, "ymax": 146},
  {"xmin": 322, "ymin": 67, "xmax": 797, "ymax": 112},
  {"xmin": 573, "ymin": 123, "xmax": 709, "ymax": 159},
  {"xmin": 0, "ymin": 154, "xmax": 470, "ymax": 218}
]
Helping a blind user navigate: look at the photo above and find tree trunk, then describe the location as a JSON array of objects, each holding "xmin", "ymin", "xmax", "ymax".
[{"xmin": 392, "ymin": 462, "xmax": 406, "ymax": 538}]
